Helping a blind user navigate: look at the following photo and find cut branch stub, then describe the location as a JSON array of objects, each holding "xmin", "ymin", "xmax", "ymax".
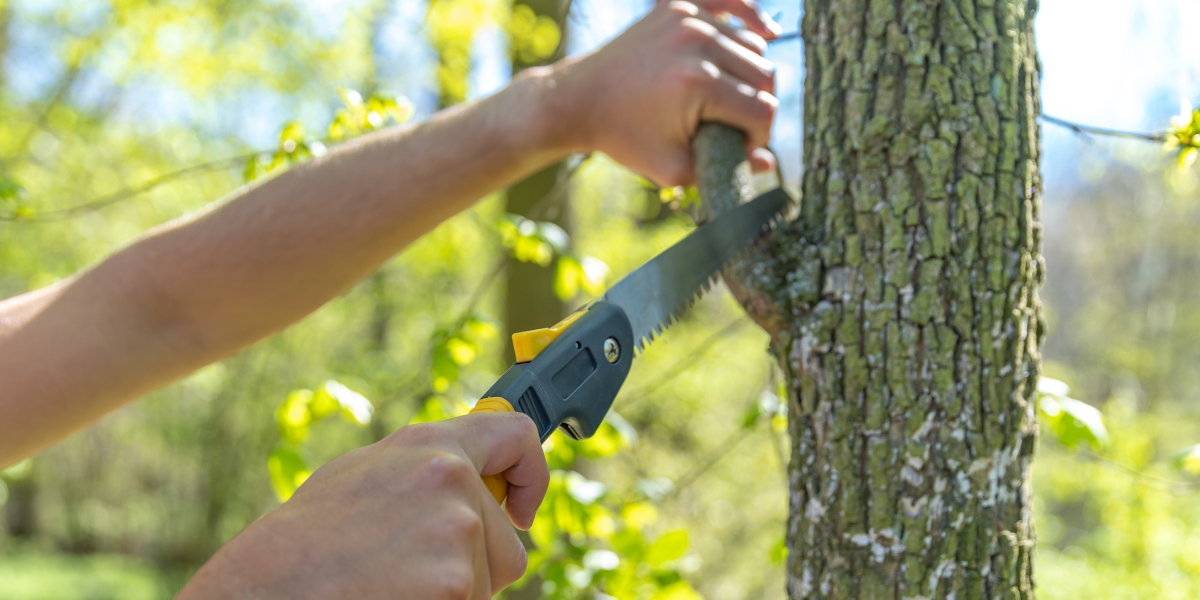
[{"xmin": 692, "ymin": 121, "xmax": 788, "ymax": 338}]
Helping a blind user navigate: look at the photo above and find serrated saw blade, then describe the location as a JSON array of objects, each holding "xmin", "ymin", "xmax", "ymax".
[{"xmin": 598, "ymin": 187, "xmax": 791, "ymax": 352}]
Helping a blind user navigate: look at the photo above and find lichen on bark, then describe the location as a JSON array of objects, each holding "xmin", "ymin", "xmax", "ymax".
[{"xmin": 698, "ymin": 0, "xmax": 1045, "ymax": 596}]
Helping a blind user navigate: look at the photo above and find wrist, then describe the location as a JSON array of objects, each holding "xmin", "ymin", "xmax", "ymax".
[{"xmin": 507, "ymin": 61, "xmax": 595, "ymax": 157}]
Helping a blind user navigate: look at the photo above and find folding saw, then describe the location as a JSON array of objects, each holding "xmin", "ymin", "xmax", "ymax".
[{"xmin": 472, "ymin": 138, "xmax": 792, "ymax": 504}]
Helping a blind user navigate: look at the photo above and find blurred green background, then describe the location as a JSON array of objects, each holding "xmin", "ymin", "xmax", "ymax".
[{"xmin": 1, "ymin": 0, "xmax": 1199, "ymax": 598}]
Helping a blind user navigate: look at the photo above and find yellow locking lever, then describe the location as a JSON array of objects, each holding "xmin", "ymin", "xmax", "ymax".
[{"xmin": 511, "ymin": 309, "xmax": 587, "ymax": 363}]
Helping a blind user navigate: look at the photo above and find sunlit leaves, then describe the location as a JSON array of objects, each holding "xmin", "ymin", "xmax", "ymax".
[
  {"xmin": 769, "ymin": 537, "xmax": 788, "ymax": 564},
  {"xmin": 644, "ymin": 530, "xmax": 689, "ymax": 567},
  {"xmin": 508, "ymin": 3, "xmax": 562, "ymax": 65},
  {"xmin": 430, "ymin": 314, "xmax": 498, "ymax": 392},
  {"xmin": 658, "ymin": 185, "xmax": 702, "ymax": 211},
  {"xmin": 318, "ymin": 380, "xmax": 373, "ymax": 425},
  {"xmin": 521, "ymin": 468, "xmax": 701, "ymax": 600},
  {"xmin": 267, "ymin": 447, "xmax": 310, "ymax": 502},
  {"xmin": 1171, "ymin": 444, "xmax": 1200, "ymax": 476},
  {"xmin": 499, "ymin": 213, "xmax": 611, "ymax": 301},
  {"xmin": 1168, "ymin": 97, "xmax": 1200, "ymax": 168},
  {"xmin": 427, "ymin": 0, "xmax": 506, "ymax": 106},
  {"xmin": 244, "ymin": 121, "xmax": 318, "ymax": 182},
  {"xmin": 543, "ymin": 414, "xmax": 636, "ymax": 469},
  {"xmin": 500, "ymin": 213, "xmax": 568, "ymax": 265},
  {"xmin": 408, "ymin": 395, "xmax": 472, "ymax": 425},
  {"xmin": 268, "ymin": 380, "xmax": 373, "ymax": 501},
  {"xmin": 1036, "ymin": 377, "xmax": 1109, "ymax": 450},
  {"xmin": 245, "ymin": 89, "xmax": 413, "ymax": 182},
  {"xmin": 0, "ymin": 177, "xmax": 33, "ymax": 221},
  {"xmin": 741, "ymin": 387, "xmax": 788, "ymax": 432},
  {"xmin": 327, "ymin": 89, "xmax": 413, "ymax": 142},
  {"xmin": 555, "ymin": 255, "xmax": 610, "ymax": 301}
]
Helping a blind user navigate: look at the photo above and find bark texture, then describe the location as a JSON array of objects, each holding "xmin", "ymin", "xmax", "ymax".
[{"xmin": 701, "ymin": 0, "xmax": 1045, "ymax": 596}]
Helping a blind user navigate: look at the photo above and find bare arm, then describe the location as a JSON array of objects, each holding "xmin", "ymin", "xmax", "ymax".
[{"xmin": 0, "ymin": 0, "xmax": 780, "ymax": 467}]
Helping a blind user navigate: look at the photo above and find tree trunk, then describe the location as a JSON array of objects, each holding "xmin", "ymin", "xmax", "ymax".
[{"xmin": 700, "ymin": 0, "xmax": 1045, "ymax": 596}]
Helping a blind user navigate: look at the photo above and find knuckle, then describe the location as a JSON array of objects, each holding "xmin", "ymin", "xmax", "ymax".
[
  {"xmin": 674, "ymin": 17, "xmax": 713, "ymax": 46},
  {"xmin": 431, "ymin": 565, "xmax": 475, "ymax": 600},
  {"xmin": 387, "ymin": 422, "xmax": 440, "ymax": 447},
  {"xmin": 679, "ymin": 61, "xmax": 718, "ymax": 91},
  {"xmin": 510, "ymin": 412, "xmax": 539, "ymax": 439},
  {"xmin": 419, "ymin": 453, "xmax": 478, "ymax": 492},
  {"xmin": 442, "ymin": 504, "xmax": 485, "ymax": 545}
]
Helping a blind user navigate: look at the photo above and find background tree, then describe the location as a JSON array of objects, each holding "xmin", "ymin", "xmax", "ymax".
[{"xmin": 503, "ymin": 0, "xmax": 572, "ymax": 365}]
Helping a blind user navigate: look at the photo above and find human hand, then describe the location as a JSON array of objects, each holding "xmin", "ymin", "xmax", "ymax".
[
  {"xmin": 177, "ymin": 412, "xmax": 548, "ymax": 600},
  {"xmin": 545, "ymin": 0, "xmax": 782, "ymax": 186}
]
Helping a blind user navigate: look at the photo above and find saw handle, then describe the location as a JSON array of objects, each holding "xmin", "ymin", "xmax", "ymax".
[{"xmin": 471, "ymin": 301, "xmax": 634, "ymax": 503}]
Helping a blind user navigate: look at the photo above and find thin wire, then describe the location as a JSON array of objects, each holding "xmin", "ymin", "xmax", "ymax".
[{"xmin": 1080, "ymin": 451, "xmax": 1200, "ymax": 495}]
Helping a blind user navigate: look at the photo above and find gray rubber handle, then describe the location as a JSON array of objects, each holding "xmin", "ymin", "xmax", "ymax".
[{"xmin": 693, "ymin": 122, "xmax": 754, "ymax": 221}]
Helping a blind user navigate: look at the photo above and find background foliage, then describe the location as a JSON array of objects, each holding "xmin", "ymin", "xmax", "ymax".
[{"xmin": 1, "ymin": 0, "xmax": 1199, "ymax": 598}]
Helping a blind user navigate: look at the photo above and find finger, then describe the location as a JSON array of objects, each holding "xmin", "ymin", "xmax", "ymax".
[
  {"xmin": 681, "ymin": 0, "xmax": 783, "ymax": 39},
  {"xmin": 479, "ymin": 488, "xmax": 530, "ymax": 593},
  {"xmin": 449, "ymin": 411, "xmax": 549, "ymax": 529},
  {"xmin": 748, "ymin": 147, "xmax": 776, "ymax": 173},
  {"xmin": 670, "ymin": 2, "xmax": 767, "ymax": 56},
  {"xmin": 695, "ymin": 62, "xmax": 778, "ymax": 150},
  {"xmin": 679, "ymin": 16, "xmax": 775, "ymax": 93}
]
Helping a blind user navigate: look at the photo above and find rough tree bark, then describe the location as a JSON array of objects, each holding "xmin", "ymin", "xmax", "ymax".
[{"xmin": 698, "ymin": 0, "xmax": 1045, "ymax": 596}]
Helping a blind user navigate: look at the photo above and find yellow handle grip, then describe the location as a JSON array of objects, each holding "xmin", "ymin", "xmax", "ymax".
[{"xmin": 469, "ymin": 397, "xmax": 514, "ymax": 504}]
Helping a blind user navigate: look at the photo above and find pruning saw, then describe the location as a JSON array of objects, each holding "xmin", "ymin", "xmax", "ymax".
[{"xmin": 472, "ymin": 134, "xmax": 792, "ymax": 504}]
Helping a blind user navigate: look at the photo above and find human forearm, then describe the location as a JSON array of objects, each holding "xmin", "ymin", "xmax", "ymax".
[
  {"xmin": 0, "ymin": 72, "xmax": 570, "ymax": 465},
  {"xmin": 137, "ymin": 70, "xmax": 570, "ymax": 359}
]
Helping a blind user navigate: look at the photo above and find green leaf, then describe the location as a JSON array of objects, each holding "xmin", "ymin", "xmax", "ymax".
[
  {"xmin": 0, "ymin": 177, "xmax": 26, "ymax": 203},
  {"xmin": 644, "ymin": 529, "xmax": 689, "ymax": 566},
  {"xmin": 267, "ymin": 447, "xmax": 310, "ymax": 502},
  {"xmin": 323, "ymin": 380, "xmax": 373, "ymax": 425},
  {"xmin": 308, "ymin": 386, "xmax": 340, "ymax": 420},
  {"xmin": 554, "ymin": 255, "xmax": 582, "ymax": 300},
  {"xmin": 565, "ymin": 471, "xmax": 606, "ymax": 504},
  {"xmin": 1171, "ymin": 444, "xmax": 1200, "ymax": 475},
  {"xmin": 578, "ymin": 256, "xmax": 610, "ymax": 296},
  {"xmin": 650, "ymin": 582, "xmax": 703, "ymax": 600},
  {"xmin": 571, "ymin": 414, "xmax": 635, "ymax": 459},
  {"xmin": 769, "ymin": 536, "xmax": 788, "ymax": 564},
  {"xmin": 741, "ymin": 402, "xmax": 763, "ymax": 429},
  {"xmin": 409, "ymin": 396, "xmax": 451, "ymax": 425},
  {"xmin": 1038, "ymin": 394, "xmax": 1109, "ymax": 450},
  {"xmin": 275, "ymin": 389, "xmax": 314, "ymax": 443}
]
